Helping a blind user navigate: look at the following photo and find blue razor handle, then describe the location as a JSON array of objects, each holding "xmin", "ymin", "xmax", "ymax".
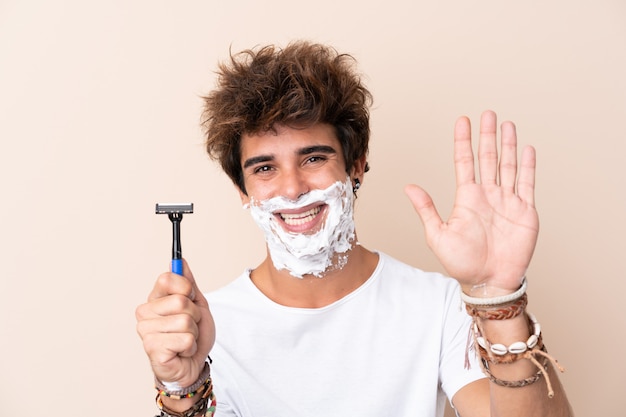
[{"xmin": 171, "ymin": 259, "xmax": 183, "ymax": 275}]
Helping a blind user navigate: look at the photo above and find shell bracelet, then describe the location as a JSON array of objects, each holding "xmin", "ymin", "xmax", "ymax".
[{"xmin": 474, "ymin": 312, "xmax": 541, "ymax": 355}]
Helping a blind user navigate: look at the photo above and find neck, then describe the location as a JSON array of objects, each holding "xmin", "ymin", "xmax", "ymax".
[{"xmin": 249, "ymin": 244, "xmax": 379, "ymax": 308}]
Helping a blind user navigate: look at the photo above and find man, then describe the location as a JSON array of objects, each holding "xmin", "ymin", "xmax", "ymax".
[{"xmin": 136, "ymin": 41, "xmax": 572, "ymax": 417}]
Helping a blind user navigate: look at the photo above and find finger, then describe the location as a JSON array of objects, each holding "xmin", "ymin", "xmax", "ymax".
[
  {"xmin": 518, "ymin": 145, "xmax": 536, "ymax": 206},
  {"xmin": 181, "ymin": 259, "xmax": 208, "ymax": 308},
  {"xmin": 499, "ymin": 120, "xmax": 518, "ymax": 193},
  {"xmin": 404, "ymin": 184, "xmax": 444, "ymax": 240},
  {"xmin": 149, "ymin": 272, "xmax": 195, "ymax": 302},
  {"xmin": 454, "ymin": 116, "xmax": 476, "ymax": 186},
  {"xmin": 137, "ymin": 314, "xmax": 200, "ymax": 341},
  {"xmin": 136, "ymin": 294, "xmax": 203, "ymax": 322},
  {"xmin": 180, "ymin": 260, "xmax": 215, "ymax": 354},
  {"xmin": 477, "ymin": 110, "xmax": 498, "ymax": 185},
  {"xmin": 143, "ymin": 332, "xmax": 198, "ymax": 361}
]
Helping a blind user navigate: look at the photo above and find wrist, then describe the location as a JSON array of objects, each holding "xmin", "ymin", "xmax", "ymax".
[
  {"xmin": 155, "ymin": 359, "xmax": 214, "ymax": 415},
  {"xmin": 157, "ymin": 385, "xmax": 216, "ymax": 417},
  {"xmin": 155, "ymin": 360, "xmax": 212, "ymax": 399},
  {"xmin": 461, "ymin": 277, "xmax": 527, "ymax": 305},
  {"xmin": 460, "ymin": 272, "xmax": 527, "ymax": 297}
]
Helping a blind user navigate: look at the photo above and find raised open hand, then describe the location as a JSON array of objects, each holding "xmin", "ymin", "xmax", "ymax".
[{"xmin": 405, "ymin": 110, "xmax": 539, "ymax": 294}]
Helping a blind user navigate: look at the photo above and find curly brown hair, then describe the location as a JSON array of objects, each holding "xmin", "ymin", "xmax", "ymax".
[{"xmin": 201, "ymin": 41, "xmax": 373, "ymax": 194}]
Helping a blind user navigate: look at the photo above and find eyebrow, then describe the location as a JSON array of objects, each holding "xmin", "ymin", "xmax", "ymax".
[
  {"xmin": 243, "ymin": 155, "xmax": 273, "ymax": 169},
  {"xmin": 242, "ymin": 145, "xmax": 338, "ymax": 169},
  {"xmin": 298, "ymin": 145, "xmax": 337, "ymax": 156}
]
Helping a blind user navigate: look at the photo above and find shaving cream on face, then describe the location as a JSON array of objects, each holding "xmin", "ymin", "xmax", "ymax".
[{"xmin": 245, "ymin": 176, "xmax": 356, "ymax": 278}]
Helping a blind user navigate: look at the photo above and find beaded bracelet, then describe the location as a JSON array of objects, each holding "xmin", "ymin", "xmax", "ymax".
[
  {"xmin": 156, "ymin": 391, "xmax": 209, "ymax": 417},
  {"xmin": 156, "ymin": 381, "xmax": 216, "ymax": 417},
  {"xmin": 461, "ymin": 277, "xmax": 527, "ymax": 306}
]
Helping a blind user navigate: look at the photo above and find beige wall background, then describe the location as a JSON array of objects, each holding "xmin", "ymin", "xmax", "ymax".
[{"xmin": 1, "ymin": 1, "xmax": 624, "ymax": 416}]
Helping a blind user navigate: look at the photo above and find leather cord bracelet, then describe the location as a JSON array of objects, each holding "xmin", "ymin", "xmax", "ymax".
[
  {"xmin": 465, "ymin": 293, "xmax": 528, "ymax": 320},
  {"xmin": 479, "ymin": 354, "xmax": 548, "ymax": 389}
]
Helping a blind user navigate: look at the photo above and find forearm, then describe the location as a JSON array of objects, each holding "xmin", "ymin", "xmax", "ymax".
[
  {"xmin": 461, "ymin": 279, "xmax": 573, "ymax": 417},
  {"xmin": 479, "ymin": 315, "xmax": 572, "ymax": 417}
]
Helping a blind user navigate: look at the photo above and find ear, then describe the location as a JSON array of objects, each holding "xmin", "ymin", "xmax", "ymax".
[{"xmin": 349, "ymin": 154, "xmax": 368, "ymax": 184}]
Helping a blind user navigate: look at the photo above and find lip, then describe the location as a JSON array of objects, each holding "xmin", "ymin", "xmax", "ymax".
[{"xmin": 273, "ymin": 202, "xmax": 327, "ymax": 233}]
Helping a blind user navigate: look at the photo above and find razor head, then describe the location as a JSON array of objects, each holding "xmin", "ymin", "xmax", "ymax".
[{"xmin": 155, "ymin": 203, "xmax": 194, "ymax": 214}]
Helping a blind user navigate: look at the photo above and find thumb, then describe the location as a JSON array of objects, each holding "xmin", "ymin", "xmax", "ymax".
[
  {"xmin": 182, "ymin": 259, "xmax": 216, "ymax": 356},
  {"xmin": 404, "ymin": 184, "xmax": 443, "ymax": 234},
  {"xmin": 181, "ymin": 259, "xmax": 206, "ymax": 306}
]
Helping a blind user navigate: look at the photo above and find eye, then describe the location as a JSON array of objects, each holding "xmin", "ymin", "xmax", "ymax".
[
  {"xmin": 253, "ymin": 165, "xmax": 274, "ymax": 174},
  {"xmin": 305, "ymin": 155, "xmax": 327, "ymax": 164}
]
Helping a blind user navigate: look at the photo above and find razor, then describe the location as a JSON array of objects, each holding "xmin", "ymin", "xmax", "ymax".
[{"xmin": 155, "ymin": 203, "xmax": 194, "ymax": 275}]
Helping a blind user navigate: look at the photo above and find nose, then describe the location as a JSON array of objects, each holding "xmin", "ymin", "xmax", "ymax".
[{"xmin": 278, "ymin": 169, "xmax": 309, "ymax": 201}]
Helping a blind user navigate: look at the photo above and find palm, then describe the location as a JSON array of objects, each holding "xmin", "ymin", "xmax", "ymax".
[{"xmin": 406, "ymin": 111, "xmax": 539, "ymax": 292}]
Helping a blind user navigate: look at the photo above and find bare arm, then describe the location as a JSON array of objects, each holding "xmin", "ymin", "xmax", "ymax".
[{"xmin": 405, "ymin": 111, "xmax": 572, "ymax": 416}]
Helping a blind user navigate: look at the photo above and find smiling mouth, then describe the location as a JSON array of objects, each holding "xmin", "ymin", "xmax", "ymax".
[{"xmin": 278, "ymin": 206, "xmax": 323, "ymax": 226}]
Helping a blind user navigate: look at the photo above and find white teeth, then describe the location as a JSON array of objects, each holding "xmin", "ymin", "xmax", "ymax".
[{"xmin": 280, "ymin": 207, "xmax": 321, "ymax": 226}]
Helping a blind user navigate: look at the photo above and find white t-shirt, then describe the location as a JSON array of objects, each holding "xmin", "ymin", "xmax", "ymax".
[{"xmin": 206, "ymin": 252, "xmax": 485, "ymax": 417}]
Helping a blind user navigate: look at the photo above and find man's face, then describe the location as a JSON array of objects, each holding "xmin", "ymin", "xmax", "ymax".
[
  {"xmin": 238, "ymin": 123, "xmax": 363, "ymax": 278},
  {"xmin": 239, "ymin": 123, "xmax": 350, "ymax": 235}
]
